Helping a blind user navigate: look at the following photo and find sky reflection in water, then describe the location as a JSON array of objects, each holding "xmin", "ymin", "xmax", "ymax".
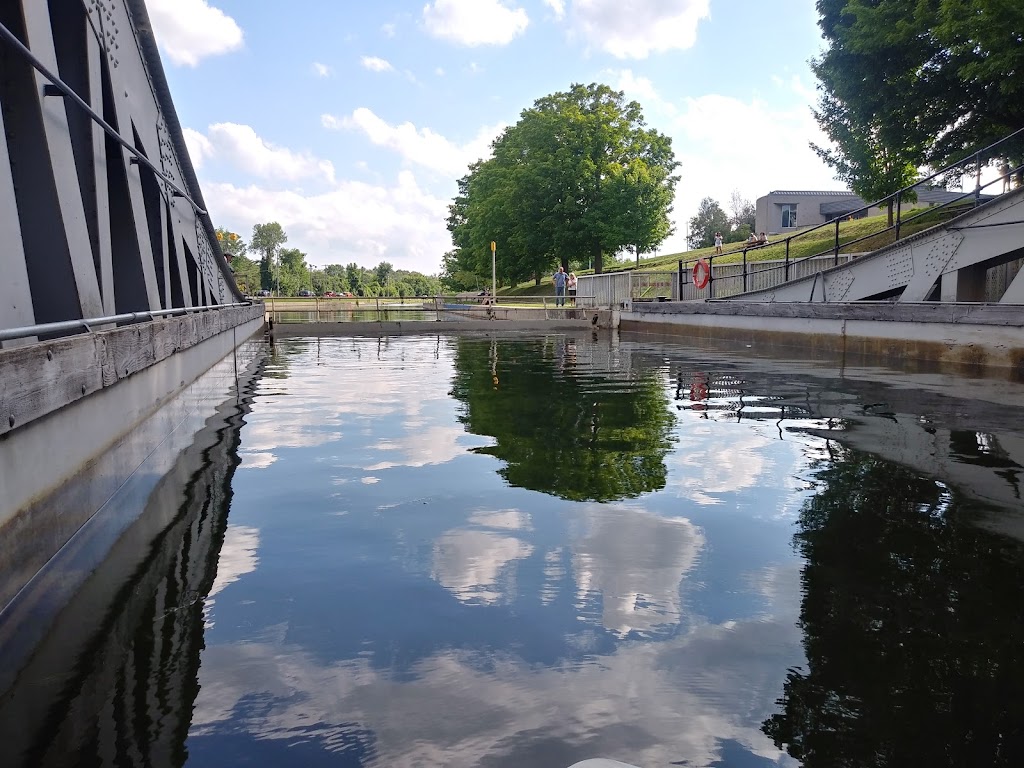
[
  {"xmin": 186, "ymin": 335, "xmax": 814, "ymax": 768},
  {"xmin": 182, "ymin": 334, "xmax": 1024, "ymax": 768}
]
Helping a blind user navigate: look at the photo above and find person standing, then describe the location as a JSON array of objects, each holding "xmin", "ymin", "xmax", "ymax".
[
  {"xmin": 553, "ymin": 266, "xmax": 568, "ymax": 306},
  {"xmin": 714, "ymin": 232, "xmax": 723, "ymax": 255},
  {"xmin": 567, "ymin": 271, "xmax": 577, "ymax": 304}
]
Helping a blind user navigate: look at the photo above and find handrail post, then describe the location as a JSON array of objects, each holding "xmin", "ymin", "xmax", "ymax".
[
  {"xmin": 708, "ymin": 255, "xmax": 714, "ymax": 299},
  {"xmin": 742, "ymin": 248, "xmax": 748, "ymax": 293},
  {"xmin": 895, "ymin": 192, "xmax": 902, "ymax": 241},
  {"xmin": 834, "ymin": 219, "xmax": 840, "ymax": 265},
  {"xmin": 784, "ymin": 242, "xmax": 790, "ymax": 282},
  {"xmin": 678, "ymin": 259, "xmax": 684, "ymax": 299},
  {"xmin": 974, "ymin": 150, "xmax": 982, "ymax": 207}
]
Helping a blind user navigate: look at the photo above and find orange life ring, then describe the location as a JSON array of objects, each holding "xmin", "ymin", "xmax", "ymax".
[{"xmin": 693, "ymin": 259, "xmax": 711, "ymax": 290}]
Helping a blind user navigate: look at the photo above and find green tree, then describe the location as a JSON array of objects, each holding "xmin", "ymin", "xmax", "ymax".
[
  {"xmin": 440, "ymin": 250, "xmax": 486, "ymax": 292},
  {"xmin": 449, "ymin": 337, "xmax": 676, "ymax": 501},
  {"xmin": 727, "ymin": 190, "xmax": 756, "ymax": 238},
  {"xmin": 250, "ymin": 222, "xmax": 287, "ymax": 293},
  {"xmin": 448, "ymin": 83, "xmax": 679, "ymax": 278},
  {"xmin": 811, "ymin": 0, "xmax": 929, "ymax": 223},
  {"xmin": 215, "ymin": 227, "xmax": 247, "ymax": 258},
  {"xmin": 344, "ymin": 263, "xmax": 362, "ymax": 295},
  {"xmin": 374, "ymin": 262, "xmax": 394, "ymax": 287},
  {"xmin": 811, "ymin": 0, "xmax": 1024, "ymax": 206},
  {"xmin": 228, "ymin": 254, "xmax": 260, "ymax": 295},
  {"xmin": 930, "ymin": 0, "xmax": 1024, "ymax": 165},
  {"xmin": 278, "ymin": 247, "xmax": 308, "ymax": 295},
  {"xmin": 687, "ymin": 197, "xmax": 731, "ymax": 250}
]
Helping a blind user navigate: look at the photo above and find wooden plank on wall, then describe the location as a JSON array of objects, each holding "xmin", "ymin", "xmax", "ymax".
[{"xmin": 0, "ymin": 305, "xmax": 263, "ymax": 438}]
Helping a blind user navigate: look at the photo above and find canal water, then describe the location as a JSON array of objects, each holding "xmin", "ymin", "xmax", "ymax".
[{"xmin": 3, "ymin": 332, "xmax": 1024, "ymax": 767}]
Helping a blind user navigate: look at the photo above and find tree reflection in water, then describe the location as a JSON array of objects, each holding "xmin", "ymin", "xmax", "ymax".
[
  {"xmin": 450, "ymin": 336, "xmax": 675, "ymax": 502},
  {"xmin": 763, "ymin": 446, "xmax": 1024, "ymax": 766}
]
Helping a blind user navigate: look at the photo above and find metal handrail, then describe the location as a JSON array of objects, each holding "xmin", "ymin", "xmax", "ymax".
[
  {"xmin": 670, "ymin": 127, "xmax": 1024, "ymax": 293},
  {"xmin": 0, "ymin": 302, "xmax": 253, "ymax": 343},
  {"xmin": 0, "ymin": 20, "xmax": 207, "ymax": 214}
]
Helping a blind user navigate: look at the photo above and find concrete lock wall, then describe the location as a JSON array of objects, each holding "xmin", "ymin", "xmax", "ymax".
[
  {"xmin": 0, "ymin": 305, "xmax": 265, "ymax": 610},
  {"xmin": 621, "ymin": 302, "xmax": 1024, "ymax": 373}
]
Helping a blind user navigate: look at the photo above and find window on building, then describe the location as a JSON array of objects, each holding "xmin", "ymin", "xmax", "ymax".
[{"xmin": 781, "ymin": 204, "xmax": 797, "ymax": 228}]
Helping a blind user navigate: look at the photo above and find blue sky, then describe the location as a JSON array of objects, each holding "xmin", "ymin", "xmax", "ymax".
[{"xmin": 152, "ymin": 0, "xmax": 840, "ymax": 273}]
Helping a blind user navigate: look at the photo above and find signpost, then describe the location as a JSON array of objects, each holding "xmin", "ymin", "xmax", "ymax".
[{"xmin": 490, "ymin": 241, "xmax": 496, "ymax": 303}]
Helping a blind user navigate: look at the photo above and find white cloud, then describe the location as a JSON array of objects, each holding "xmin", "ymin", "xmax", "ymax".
[
  {"xmin": 561, "ymin": 0, "xmax": 709, "ymax": 59},
  {"xmin": 361, "ymin": 55, "xmax": 394, "ymax": 72},
  {"xmin": 382, "ymin": 23, "xmax": 397, "ymax": 37},
  {"xmin": 654, "ymin": 92, "xmax": 838, "ymax": 255},
  {"xmin": 323, "ymin": 107, "xmax": 502, "ymax": 177},
  {"xmin": 423, "ymin": 0, "xmax": 529, "ymax": 46},
  {"xmin": 204, "ymin": 171, "xmax": 451, "ymax": 272},
  {"xmin": 193, "ymin": 122, "xmax": 336, "ymax": 184},
  {"xmin": 543, "ymin": 0, "xmax": 566, "ymax": 19},
  {"xmin": 147, "ymin": 0, "xmax": 243, "ymax": 67},
  {"xmin": 320, "ymin": 114, "xmax": 344, "ymax": 131},
  {"xmin": 312, "ymin": 62, "xmax": 332, "ymax": 77},
  {"xmin": 182, "ymin": 127, "xmax": 213, "ymax": 171},
  {"xmin": 190, "ymin": 119, "xmax": 415, "ymax": 277},
  {"xmin": 607, "ymin": 68, "xmax": 677, "ymax": 116}
]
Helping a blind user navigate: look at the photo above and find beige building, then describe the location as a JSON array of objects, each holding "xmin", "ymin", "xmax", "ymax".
[
  {"xmin": 755, "ymin": 190, "xmax": 883, "ymax": 236},
  {"xmin": 755, "ymin": 188, "xmax": 991, "ymax": 236}
]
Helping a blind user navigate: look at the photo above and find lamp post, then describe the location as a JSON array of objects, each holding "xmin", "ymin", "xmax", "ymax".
[{"xmin": 490, "ymin": 241, "xmax": 496, "ymax": 302}]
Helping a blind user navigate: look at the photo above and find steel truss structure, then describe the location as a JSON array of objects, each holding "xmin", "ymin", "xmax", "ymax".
[{"xmin": 0, "ymin": 0, "xmax": 241, "ymax": 347}]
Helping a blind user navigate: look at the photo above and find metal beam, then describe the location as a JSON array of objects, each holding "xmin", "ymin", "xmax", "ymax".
[
  {"xmin": 0, "ymin": 100, "xmax": 35, "ymax": 347},
  {"xmin": 21, "ymin": 0, "xmax": 103, "ymax": 318},
  {"xmin": 0, "ymin": 0, "xmax": 244, "ymax": 339},
  {"xmin": 86, "ymin": 26, "xmax": 114, "ymax": 315}
]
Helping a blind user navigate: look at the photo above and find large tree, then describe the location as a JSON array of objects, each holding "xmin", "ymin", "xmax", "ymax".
[
  {"xmin": 448, "ymin": 83, "xmax": 678, "ymax": 277},
  {"xmin": 811, "ymin": 0, "xmax": 931, "ymax": 221},
  {"xmin": 812, "ymin": 0, "xmax": 1024, "ymax": 206},
  {"xmin": 687, "ymin": 197, "xmax": 731, "ymax": 250},
  {"xmin": 278, "ymin": 247, "xmax": 309, "ymax": 295},
  {"xmin": 727, "ymin": 190, "xmax": 756, "ymax": 240},
  {"xmin": 250, "ymin": 222, "xmax": 287, "ymax": 293}
]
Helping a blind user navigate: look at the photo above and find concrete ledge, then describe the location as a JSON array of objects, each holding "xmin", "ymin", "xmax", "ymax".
[
  {"xmin": 640, "ymin": 300, "xmax": 1024, "ymax": 325},
  {"xmin": 270, "ymin": 313, "xmax": 612, "ymax": 338},
  {"xmin": 0, "ymin": 317, "xmax": 265, "ymax": 613},
  {"xmin": 0, "ymin": 308, "xmax": 264, "ymax": 529},
  {"xmin": 0, "ymin": 350, "xmax": 251, "ymax": 700},
  {"xmin": 623, "ymin": 302, "xmax": 1024, "ymax": 372}
]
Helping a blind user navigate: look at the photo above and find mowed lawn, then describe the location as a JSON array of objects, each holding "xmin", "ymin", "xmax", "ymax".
[{"xmin": 503, "ymin": 204, "xmax": 965, "ymax": 297}]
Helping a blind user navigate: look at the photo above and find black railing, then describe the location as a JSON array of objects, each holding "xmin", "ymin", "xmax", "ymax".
[{"xmin": 675, "ymin": 126, "xmax": 1024, "ymax": 297}]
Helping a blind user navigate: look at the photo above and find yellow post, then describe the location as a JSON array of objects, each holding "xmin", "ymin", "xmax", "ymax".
[{"xmin": 491, "ymin": 241, "xmax": 496, "ymax": 303}]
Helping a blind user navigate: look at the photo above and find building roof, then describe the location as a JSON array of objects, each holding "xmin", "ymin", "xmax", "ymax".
[
  {"xmin": 818, "ymin": 187, "xmax": 994, "ymax": 216},
  {"xmin": 766, "ymin": 190, "xmax": 856, "ymax": 197}
]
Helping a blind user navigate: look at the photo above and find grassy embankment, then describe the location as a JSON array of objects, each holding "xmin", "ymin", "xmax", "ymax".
[{"xmin": 500, "ymin": 204, "xmax": 961, "ymax": 297}]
